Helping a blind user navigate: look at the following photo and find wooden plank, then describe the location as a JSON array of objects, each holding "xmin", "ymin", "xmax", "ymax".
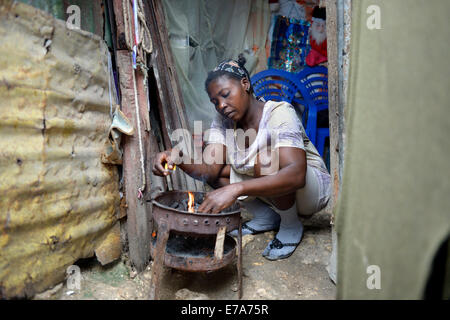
[
  {"xmin": 325, "ymin": 0, "xmax": 340, "ymax": 215},
  {"xmin": 116, "ymin": 50, "xmax": 153, "ymax": 271},
  {"xmin": 144, "ymin": 0, "xmax": 205, "ymax": 192},
  {"xmin": 150, "ymin": 0, "xmax": 190, "ymax": 131},
  {"xmin": 322, "ymin": 0, "xmax": 351, "ymax": 213},
  {"xmin": 112, "ymin": 0, "xmax": 128, "ymax": 50},
  {"xmin": 148, "ymin": 57, "xmax": 186, "ymax": 191},
  {"xmin": 324, "ymin": 0, "xmax": 340, "ymax": 287},
  {"xmin": 148, "ymin": 219, "xmax": 169, "ymax": 300},
  {"xmin": 143, "ymin": 1, "xmax": 184, "ymax": 142},
  {"xmin": 112, "ymin": 0, "xmax": 168, "ymax": 270},
  {"xmin": 339, "ymin": 0, "xmax": 351, "ymax": 182},
  {"xmin": 144, "ymin": 10, "xmax": 185, "ymax": 191},
  {"xmin": 324, "ymin": 0, "xmax": 351, "ymax": 285},
  {"xmin": 146, "ymin": 75, "xmax": 169, "ymax": 200},
  {"xmin": 214, "ymin": 226, "xmax": 227, "ymax": 260}
]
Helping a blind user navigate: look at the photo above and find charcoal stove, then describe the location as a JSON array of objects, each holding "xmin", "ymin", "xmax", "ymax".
[{"xmin": 149, "ymin": 190, "xmax": 242, "ymax": 300}]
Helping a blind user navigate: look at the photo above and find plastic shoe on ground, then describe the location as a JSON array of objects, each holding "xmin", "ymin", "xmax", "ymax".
[
  {"xmin": 228, "ymin": 222, "xmax": 279, "ymax": 237},
  {"xmin": 262, "ymin": 236, "xmax": 302, "ymax": 261}
]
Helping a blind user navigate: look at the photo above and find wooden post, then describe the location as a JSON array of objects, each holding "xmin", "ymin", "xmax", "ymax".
[
  {"xmin": 148, "ymin": 219, "xmax": 169, "ymax": 300},
  {"xmin": 115, "ymin": 50, "xmax": 152, "ymax": 271},
  {"xmin": 112, "ymin": 0, "xmax": 163, "ymax": 271},
  {"xmin": 325, "ymin": 0, "xmax": 340, "ymax": 286},
  {"xmin": 326, "ymin": 0, "xmax": 340, "ymax": 212},
  {"xmin": 325, "ymin": 0, "xmax": 352, "ymax": 284},
  {"xmin": 143, "ymin": 0, "xmax": 205, "ymax": 193},
  {"xmin": 111, "ymin": 0, "xmax": 128, "ymax": 50}
]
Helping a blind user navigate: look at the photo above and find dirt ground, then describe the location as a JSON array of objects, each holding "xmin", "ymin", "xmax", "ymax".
[{"xmin": 34, "ymin": 210, "xmax": 336, "ymax": 300}]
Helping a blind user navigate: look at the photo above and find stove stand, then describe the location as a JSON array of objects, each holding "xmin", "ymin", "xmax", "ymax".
[{"xmin": 148, "ymin": 191, "xmax": 242, "ymax": 300}]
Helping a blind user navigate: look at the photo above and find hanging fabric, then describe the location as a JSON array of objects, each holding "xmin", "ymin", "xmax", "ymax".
[
  {"xmin": 268, "ymin": 15, "xmax": 311, "ymax": 72},
  {"xmin": 101, "ymin": 106, "xmax": 135, "ymax": 165}
]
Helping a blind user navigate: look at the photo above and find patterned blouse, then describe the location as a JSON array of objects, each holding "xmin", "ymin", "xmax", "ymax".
[{"xmin": 204, "ymin": 100, "xmax": 328, "ymax": 176}]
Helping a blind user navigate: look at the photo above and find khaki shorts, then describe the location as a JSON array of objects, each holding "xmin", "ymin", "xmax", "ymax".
[{"xmin": 231, "ymin": 165, "xmax": 331, "ymax": 216}]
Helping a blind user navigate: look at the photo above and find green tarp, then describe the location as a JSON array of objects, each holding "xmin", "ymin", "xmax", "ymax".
[
  {"xmin": 336, "ymin": 0, "xmax": 450, "ymax": 299},
  {"xmin": 16, "ymin": 0, "xmax": 104, "ymax": 37}
]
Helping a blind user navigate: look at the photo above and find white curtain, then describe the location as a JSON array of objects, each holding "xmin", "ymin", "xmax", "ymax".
[{"xmin": 162, "ymin": 0, "xmax": 270, "ymax": 130}]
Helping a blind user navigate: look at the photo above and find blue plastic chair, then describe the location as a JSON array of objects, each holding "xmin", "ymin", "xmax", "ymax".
[
  {"xmin": 251, "ymin": 69, "xmax": 303, "ymax": 105},
  {"xmin": 294, "ymin": 66, "xmax": 329, "ymax": 157},
  {"xmin": 251, "ymin": 67, "xmax": 329, "ymax": 158}
]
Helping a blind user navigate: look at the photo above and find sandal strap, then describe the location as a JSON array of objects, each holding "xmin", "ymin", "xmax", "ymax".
[
  {"xmin": 269, "ymin": 237, "xmax": 299, "ymax": 249},
  {"xmin": 242, "ymin": 222, "xmax": 259, "ymax": 234}
]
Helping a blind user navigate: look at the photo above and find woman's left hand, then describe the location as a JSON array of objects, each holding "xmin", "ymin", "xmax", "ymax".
[{"xmin": 198, "ymin": 184, "xmax": 241, "ymax": 214}]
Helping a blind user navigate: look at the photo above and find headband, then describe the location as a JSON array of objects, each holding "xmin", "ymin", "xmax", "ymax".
[{"xmin": 213, "ymin": 60, "xmax": 247, "ymax": 79}]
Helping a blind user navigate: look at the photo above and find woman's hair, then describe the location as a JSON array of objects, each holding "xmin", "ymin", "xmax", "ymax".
[{"xmin": 204, "ymin": 53, "xmax": 254, "ymax": 94}]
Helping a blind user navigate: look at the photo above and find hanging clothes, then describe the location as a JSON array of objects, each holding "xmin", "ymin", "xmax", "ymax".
[{"xmin": 268, "ymin": 15, "xmax": 311, "ymax": 72}]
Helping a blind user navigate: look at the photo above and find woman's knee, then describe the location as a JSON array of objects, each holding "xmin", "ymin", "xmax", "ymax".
[
  {"xmin": 268, "ymin": 193, "xmax": 296, "ymax": 211},
  {"xmin": 295, "ymin": 167, "xmax": 325, "ymax": 215}
]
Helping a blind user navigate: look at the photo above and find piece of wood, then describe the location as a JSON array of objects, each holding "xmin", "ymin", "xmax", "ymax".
[
  {"xmin": 325, "ymin": 0, "xmax": 340, "ymax": 216},
  {"xmin": 148, "ymin": 219, "xmax": 169, "ymax": 300},
  {"xmin": 112, "ymin": 0, "xmax": 168, "ymax": 271},
  {"xmin": 143, "ymin": 0, "xmax": 204, "ymax": 192},
  {"xmin": 325, "ymin": 0, "xmax": 352, "ymax": 285},
  {"xmin": 338, "ymin": 0, "xmax": 351, "ymax": 187},
  {"xmin": 112, "ymin": 0, "xmax": 128, "ymax": 50},
  {"xmin": 237, "ymin": 218, "xmax": 243, "ymax": 299},
  {"xmin": 144, "ymin": 2, "xmax": 187, "ymax": 191},
  {"xmin": 214, "ymin": 226, "xmax": 227, "ymax": 260},
  {"xmin": 116, "ymin": 49, "xmax": 153, "ymax": 271},
  {"xmin": 150, "ymin": 0, "xmax": 190, "ymax": 131}
]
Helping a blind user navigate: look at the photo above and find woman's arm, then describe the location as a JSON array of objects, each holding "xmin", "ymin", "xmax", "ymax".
[
  {"xmin": 152, "ymin": 143, "xmax": 228, "ymax": 187},
  {"xmin": 235, "ymin": 147, "xmax": 306, "ymax": 198},
  {"xmin": 198, "ymin": 147, "xmax": 306, "ymax": 213}
]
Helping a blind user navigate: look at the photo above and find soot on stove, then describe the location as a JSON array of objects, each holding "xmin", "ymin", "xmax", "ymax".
[{"xmin": 156, "ymin": 233, "xmax": 236, "ymax": 258}]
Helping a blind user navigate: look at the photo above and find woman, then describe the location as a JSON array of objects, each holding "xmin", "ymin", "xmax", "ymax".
[{"xmin": 152, "ymin": 56, "xmax": 331, "ymax": 260}]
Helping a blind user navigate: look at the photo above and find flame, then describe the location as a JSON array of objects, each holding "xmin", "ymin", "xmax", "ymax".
[
  {"xmin": 164, "ymin": 163, "xmax": 176, "ymax": 171},
  {"xmin": 188, "ymin": 192, "xmax": 195, "ymax": 213}
]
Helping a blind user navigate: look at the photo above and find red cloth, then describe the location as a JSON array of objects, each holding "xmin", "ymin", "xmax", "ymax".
[
  {"xmin": 311, "ymin": 38, "xmax": 327, "ymax": 57},
  {"xmin": 306, "ymin": 38, "xmax": 327, "ymax": 66}
]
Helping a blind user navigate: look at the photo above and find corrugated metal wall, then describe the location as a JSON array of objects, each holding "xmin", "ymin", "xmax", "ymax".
[{"xmin": 0, "ymin": 0, "xmax": 120, "ymax": 298}]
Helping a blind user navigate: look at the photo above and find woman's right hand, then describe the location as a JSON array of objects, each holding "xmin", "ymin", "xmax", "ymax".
[{"xmin": 152, "ymin": 149, "xmax": 179, "ymax": 177}]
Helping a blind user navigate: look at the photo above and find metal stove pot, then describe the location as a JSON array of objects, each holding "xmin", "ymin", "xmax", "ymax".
[{"xmin": 149, "ymin": 190, "xmax": 243, "ymax": 299}]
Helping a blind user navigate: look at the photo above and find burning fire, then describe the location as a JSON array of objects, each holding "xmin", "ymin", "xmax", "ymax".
[
  {"xmin": 164, "ymin": 163, "xmax": 176, "ymax": 171},
  {"xmin": 188, "ymin": 192, "xmax": 195, "ymax": 213}
]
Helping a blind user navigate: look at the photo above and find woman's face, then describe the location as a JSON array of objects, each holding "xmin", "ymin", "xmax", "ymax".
[{"xmin": 207, "ymin": 75, "xmax": 250, "ymax": 122}]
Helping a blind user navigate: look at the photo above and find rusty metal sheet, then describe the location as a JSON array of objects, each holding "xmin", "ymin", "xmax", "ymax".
[{"xmin": 0, "ymin": 0, "xmax": 120, "ymax": 298}]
